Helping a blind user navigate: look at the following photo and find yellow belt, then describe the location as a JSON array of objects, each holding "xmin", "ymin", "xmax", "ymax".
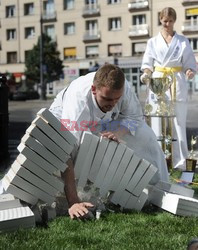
[{"xmin": 154, "ymin": 66, "xmax": 182, "ymax": 101}]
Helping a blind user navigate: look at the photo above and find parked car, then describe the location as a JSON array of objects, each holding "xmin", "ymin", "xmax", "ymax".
[{"xmin": 12, "ymin": 90, "xmax": 40, "ymax": 101}]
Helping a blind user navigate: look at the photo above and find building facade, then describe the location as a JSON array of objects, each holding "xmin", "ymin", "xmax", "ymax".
[{"xmin": 0, "ymin": 0, "xmax": 198, "ymax": 94}]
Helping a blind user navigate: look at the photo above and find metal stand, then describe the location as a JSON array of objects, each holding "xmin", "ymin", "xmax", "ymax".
[{"xmin": 145, "ymin": 114, "xmax": 176, "ymax": 171}]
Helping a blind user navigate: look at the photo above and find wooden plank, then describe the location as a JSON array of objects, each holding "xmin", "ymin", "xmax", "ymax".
[
  {"xmin": 74, "ymin": 132, "xmax": 93, "ymax": 179},
  {"xmin": 32, "ymin": 116, "xmax": 73, "ymax": 155},
  {"xmin": 37, "ymin": 108, "xmax": 77, "ymax": 146},
  {"xmin": 116, "ymin": 190, "xmax": 131, "ymax": 207},
  {"xmin": 0, "ymin": 206, "xmax": 35, "ymax": 232},
  {"xmin": 6, "ymin": 168, "xmax": 55, "ymax": 205},
  {"xmin": 17, "ymin": 154, "xmax": 64, "ymax": 192},
  {"xmin": 21, "ymin": 133, "xmax": 67, "ymax": 172},
  {"xmin": 123, "ymin": 193, "xmax": 137, "ymax": 209},
  {"xmin": 124, "ymin": 189, "xmax": 148, "ymax": 211},
  {"xmin": 88, "ymin": 136, "xmax": 109, "ymax": 182},
  {"xmin": 132, "ymin": 164, "xmax": 157, "ymax": 197},
  {"xmin": 100, "ymin": 143, "xmax": 127, "ymax": 197},
  {"xmin": 17, "ymin": 142, "xmax": 58, "ymax": 174},
  {"xmin": 155, "ymin": 180, "xmax": 194, "ymax": 198},
  {"xmin": 2, "ymin": 176, "xmax": 38, "ymax": 205},
  {"xmin": 148, "ymin": 186, "xmax": 179, "ymax": 214},
  {"xmin": 134, "ymin": 189, "xmax": 148, "ymax": 211},
  {"xmin": 126, "ymin": 159, "xmax": 150, "ymax": 194},
  {"xmin": 94, "ymin": 141, "xmax": 118, "ymax": 188},
  {"xmin": 0, "ymin": 194, "xmax": 22, "ymax": 211},
  {"xmin": 111, "ymin": 154, "xmax": 141, "ymax": 204},
  {"xmin": 11, "ymin": 160, "xmax": 58, "ymax": 197},
  {"xmin": 78, "ymin": 134, "xmax": 99, "ymax": 187},
  {"xmin": 26, "ymin": 124, "xmax": 68, "ymax": 163},
  {"xmin": 110, "ymin": 147, "xmax": 134, "ymax": 191}
]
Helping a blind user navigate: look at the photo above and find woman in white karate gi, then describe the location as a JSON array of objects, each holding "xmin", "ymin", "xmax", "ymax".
[{"xmin": 141, "ymin": 7, "xmax": 197, "ymax": 170}]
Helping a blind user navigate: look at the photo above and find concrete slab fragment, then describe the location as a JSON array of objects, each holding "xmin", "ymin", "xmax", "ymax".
[
  {"xmin": 32, "ymin": 116, "xmax": 74, "ymax": 155},
  {"xmin": 26, "ymin": 124, "xmax": 68, "ymax": 163},
  {"xmin": 17, "ymin": 143, "xmax": 58, "ymax": 174},
  {"xmin": 37, "ymin": 108, "xmax": 76, "ymax": 146},
  {"xmin": 21, "ymin": 133, "xmax": 66, "ymax": 172},
  {"xmin": 78, "ymin": 134, "xmax": 99, "ymax": 187},
  {"xmin": 0, "ymin": 206, "xmax": 35, "ymax": 232},
  {"xmin": 88, "ymin": 137, "xmax": 109, "ymax": 182}
]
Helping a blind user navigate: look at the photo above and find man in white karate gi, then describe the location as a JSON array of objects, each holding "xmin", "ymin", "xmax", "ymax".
[
  {"xmin": 141, "ymin": 7, "xmax": 197, "ymax": 170},
  {"xmin": 50, "ymin": 64, "xmax": 169, "ymax": 219}
]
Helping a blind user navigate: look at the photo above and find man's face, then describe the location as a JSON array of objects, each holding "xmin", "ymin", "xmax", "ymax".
[{"xmin": 91, "ymin": 85, "xmax": 124, "ymax": 113}]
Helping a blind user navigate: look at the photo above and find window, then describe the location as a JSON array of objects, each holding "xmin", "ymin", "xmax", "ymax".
[
  {"xmin": 186, "ymin": 8, "xmax": 198, "ymax": 20},
  {"xmin": 85, "ymin": 0, "xmax": 97, "ymax": 4},
  {"xmin": 132, "ymin": 42, "xmax": 146, "ymax": 55},
  {"xmin": 189, "ymin": 38, "xmax": 198, "ymax": 51},
  {"xmin": 6, "ymin": 5, "xmax": 15, "ymax": 17},
  {"xmin": 109, "ymin": 17, "xmax": 121, "ymax": 30},
  {"xmin": 7, "ymin": 52, "xmax": 17, "ymax": 63},
  {"xmin": 63, "ymin": 0, "xmax": 74, "ymax": 10},
  {"xmin": 64, "ymin": 22, "xmax": 75, "ymax": 35},
  {"xmin": 133, "ymin": 14, "xmax": 146, "ymax": 25},
  {"xmin": 43, "ymin": 0, "xmax": 55, "ymax": 15},
  {"xmin": 44, "ymin": 25, "xmax": 55, "ymax": 40},
  {"xmin": 107, "ymin": 0, "xmax": 121, "ymax": 4},
  {"xmin": 108, "ymin": 44, "xmax": 122, "ymax": 56},
  {"xmin": 86, "ymin": 45, "xmax": 99, "ymax": 58},
  {"xmin": 64, "ymin": 47, "xmax": 76, "ymax": 59},
  {"xmin": 24, "ymin": 3, "xmax": 34, "ymax": 15},
  {"xmin": 25, "ymin": 27, "xmax": 35, "ymax": 39},
  {"xmin": 7, "ymin": 29, "xmax": 16, "ymax": 40},
  {"xmin": 85, "ymin": 20, "xmax": 98, "ymax": 34}
]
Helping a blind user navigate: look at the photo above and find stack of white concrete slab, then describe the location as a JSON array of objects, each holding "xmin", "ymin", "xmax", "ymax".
[
  {"xmin": 148, "ymin": 180, "xmax": 198, "ymax": 217},
  {"xmin": 74, "ymin": 131, "xmax": 158, "ymax": 211},
  {"xmin": 2, "ymin": 108, "xmax": 77, "ymax": 206},
  {"xmin": 0, "ymin": 194, "xmax": 35, "ymax": 232}
]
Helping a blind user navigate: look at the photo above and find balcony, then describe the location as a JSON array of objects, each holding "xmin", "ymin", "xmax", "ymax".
[
  {"xmin": 82, "ymin": 4, "xmax": 100, "ymax": 17},
  {"xmin": 129, "ymin": 24, "xmax": 149, "ymax": 37},
  {"xmin": 83, "ymin": 30, "xmax": 101, "ymax": 42},
  {"xmin": 182, "ymin": 0, "xmax": 198, "ymax": 6},
  {"xmin": 128, "ymin": 0, "xmax": 149, "ymax": 11},
  {"xmin": 42, "ymin": 10, "xmax": 57, "ymax": 22},
  {"xmin": 182, "ymin": 20, "xmax": 198, "ymax": 33}
]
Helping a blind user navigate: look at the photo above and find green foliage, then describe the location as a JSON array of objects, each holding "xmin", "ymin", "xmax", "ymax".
[
  {"xmin": 25, "ymin": 34, "xmax": 63, "ymax": 85},
  {"xmin": 0, "ymin": 211, "xmax": 198, "ymax": 250}
]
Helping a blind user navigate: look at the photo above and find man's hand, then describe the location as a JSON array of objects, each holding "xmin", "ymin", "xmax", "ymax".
[
  {"xmin": 101, "ymin": 126, "xmax": 129, "ymax": 143},
  {"xmin": 186, "ymin": 69, "xmax": 195, "ymax": 80},
  {"xmin": 68, "ymin": 202, "xmax": 94, "ymax": 219},
  {"xmin": 100, "ymin": 131, "xmax": 121, "ymax": 142}
]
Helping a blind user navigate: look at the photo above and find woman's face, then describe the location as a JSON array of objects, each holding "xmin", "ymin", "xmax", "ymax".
[{"xmin": 160, "ymin": 15, "xmax": 175, "ymax": 32}]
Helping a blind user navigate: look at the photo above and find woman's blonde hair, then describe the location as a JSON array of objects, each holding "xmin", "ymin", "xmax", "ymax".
[{"xmin": 159, "ymin": 7, "xmax": 177, "ymax": 21}]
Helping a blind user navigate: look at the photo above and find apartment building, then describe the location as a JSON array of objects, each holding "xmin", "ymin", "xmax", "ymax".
[{"xmin": 0, "ymin": 0, "xmax": 198, "ymax": 93}]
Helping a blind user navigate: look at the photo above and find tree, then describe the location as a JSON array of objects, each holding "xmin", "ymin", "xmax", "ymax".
[{"xmin": 25, "ymin": 34, "xmax": 64, "ymax": 94}]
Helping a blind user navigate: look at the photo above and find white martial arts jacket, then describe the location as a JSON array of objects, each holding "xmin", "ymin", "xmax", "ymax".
[
  {"xmin": 141, "ymin": 32, "xmax": 197, "ymax": 101},
  {"xmin": 49, "ymin": 72, "xmax": 144, "ymax": 143}
]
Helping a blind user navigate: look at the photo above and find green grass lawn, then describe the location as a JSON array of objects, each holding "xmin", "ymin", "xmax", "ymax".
[{"xmin": 1, "ymin": 170, "xmax": 198, "ymax": 250}]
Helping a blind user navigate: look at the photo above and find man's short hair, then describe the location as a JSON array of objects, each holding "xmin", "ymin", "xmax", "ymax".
[{"xmin": 93, "ymin": 64, "xmax": 125, "ymax": 90}]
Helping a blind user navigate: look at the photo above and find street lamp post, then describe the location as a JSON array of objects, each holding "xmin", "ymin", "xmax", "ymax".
[
  {"xmin": 0, "ymin": 74, "xmax": 9, "ymax": 165},
  {"xmin": 40, "ymin": 0, "xmax": 46, "ymax": 100}
]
